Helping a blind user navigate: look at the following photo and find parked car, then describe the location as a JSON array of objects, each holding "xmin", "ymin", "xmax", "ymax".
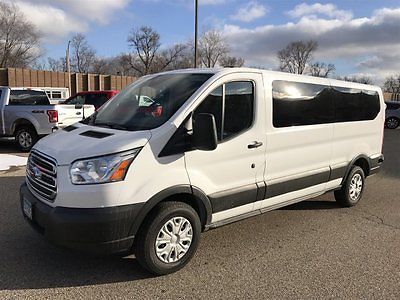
[
  {"xmin": 63, "ymin": 90, "xmax": 118, "ymax": 110},
  {"xmin": 21, "ymin": 69, "xmax": 384, "ymax": 275},
  {"xmin": 385, "ymin": 101, "xmax": 400, "ymax": 129},
  {"xmin": 0, "ymin": 87, "xmax": 95, "ymax": 151}
]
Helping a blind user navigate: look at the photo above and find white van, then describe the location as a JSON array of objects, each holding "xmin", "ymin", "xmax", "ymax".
[{"xmin": 20, "ymin": 68, "xmax": 384, "ymax": 275}]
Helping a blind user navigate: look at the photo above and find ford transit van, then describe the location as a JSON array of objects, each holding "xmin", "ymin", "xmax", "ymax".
[{"xmin": 20, "ymin": 68, "xmax": 384, "ymax": 275}]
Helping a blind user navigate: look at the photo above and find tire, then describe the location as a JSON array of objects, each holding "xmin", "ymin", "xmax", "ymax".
[
  {"xmin": 135, "ymin": 201, "xmax": 201, "ymax": 275},
  {"xmin": 334, "ymin": 166, "xmax": 365, "ymax": 207},
  {"xmin": 15, "ymin": 126, "xmax": 38, "ymax": 152},
  {"xmin": 385, "ymin": 117, "xmax": 399, "ymax": 129}
]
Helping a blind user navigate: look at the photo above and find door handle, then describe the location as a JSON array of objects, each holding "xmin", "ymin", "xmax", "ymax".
[{"xmin": 247, "ymin": 141, "xmax": 263, "ymax": 149}]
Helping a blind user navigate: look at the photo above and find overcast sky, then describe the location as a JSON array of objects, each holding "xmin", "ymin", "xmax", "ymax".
[{"xmin": 9, "ymin": 0, "xmax": 400, "ymax": 83}]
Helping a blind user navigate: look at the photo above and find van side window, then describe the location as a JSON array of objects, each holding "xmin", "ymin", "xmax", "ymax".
[
  {"xmin": 194, "ymin": 81, "xmax": 254, "ymax": 141},
  {"xmin": 333, "ymin": 87, "xmax": 380, "ymax": 122},
  {"xmin": 273, "ymin": 81, "xmax": 380, "ymax": 127},
  {"xmin": 224, "ymin": 81, "xmax": 254, "ymax": 139},
  {"xmin": 273, "ymin": 81, "xmax": 333, "ymax": 127},
  {"xmin": 194, "ymin": 86, "xmax": 223, "ymax": 140}
]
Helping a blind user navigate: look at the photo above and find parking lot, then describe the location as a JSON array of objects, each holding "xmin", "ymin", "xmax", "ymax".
[{"xmin": 0, "ymin": 130, "xmax": 399, "ymax": 299}]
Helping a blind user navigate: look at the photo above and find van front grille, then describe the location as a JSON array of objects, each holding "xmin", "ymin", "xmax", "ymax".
[{"xmin": 26, "ymin": 150, "xmax": 57, "ymax": 202}]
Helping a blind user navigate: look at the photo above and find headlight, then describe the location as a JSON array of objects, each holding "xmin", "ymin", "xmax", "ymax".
[{"xmin": 70, "ymin": 148, "xmax": 141, "ymax": 185}]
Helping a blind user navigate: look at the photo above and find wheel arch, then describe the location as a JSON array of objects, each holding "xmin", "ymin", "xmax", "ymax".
[
  {"xmin": 12, "ymin": 118, "xmax": 37, "ymax": 135},
  {"xmin": 129, "ymin": 185, "xmax": 212, "ymax": 238},
  {"xmin": 342, "ymin": 154, "xmax": 370, "ymax": 184}
]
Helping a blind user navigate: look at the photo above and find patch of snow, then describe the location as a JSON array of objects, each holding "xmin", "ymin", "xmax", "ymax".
[{"xmin": 0, "ymin": 154, "xmax": 28, "ymax": 171}]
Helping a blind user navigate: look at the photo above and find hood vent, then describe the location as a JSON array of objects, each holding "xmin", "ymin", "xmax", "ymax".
[
  {"xmin": 79, "ymin": 130, "xmax": 114, "ymax": 139},
  {"xmin": 63, "ymin": 125, "xmax": 78, "ymax": 132}
]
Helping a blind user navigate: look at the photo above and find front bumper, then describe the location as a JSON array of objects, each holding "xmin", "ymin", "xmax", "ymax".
[{"xmin": 20, "ymin": 183, "xmax": 144, "ymax": 256}]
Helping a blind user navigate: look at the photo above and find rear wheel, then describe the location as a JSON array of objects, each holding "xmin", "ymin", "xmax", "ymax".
[
  {"xmin": 135, "ymin": 201, "xmax": 201, "ymax": 275},
  {"xmin": 385, "ymin": 117, "xmax": 399, "ymax": 129},
  {"xmin": 334, "ymin": 166, "xmax": 365, "ymax": 207},
  {"xmin": 15, "ymin": 126, "xmax": 38, "ymax": 152}
]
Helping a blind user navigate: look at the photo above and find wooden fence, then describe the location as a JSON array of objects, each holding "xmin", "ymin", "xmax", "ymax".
[
  {"xmin": 0, "ymin": 68, "xmax": 136, "ymax": 96},
  {"xmin": 384, "ymin": 93, "xmax": 400, "ymax": 102}
]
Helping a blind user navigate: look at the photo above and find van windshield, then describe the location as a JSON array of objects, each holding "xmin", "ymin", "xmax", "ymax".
[{"xmin": 85, "ymin": 73, "xmax": 213, "ymax": 130}]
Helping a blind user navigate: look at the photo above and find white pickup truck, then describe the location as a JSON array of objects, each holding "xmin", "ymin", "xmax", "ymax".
[{"xmin": 0, "ymin": 87, "xmax": 95, "ymax": 151}]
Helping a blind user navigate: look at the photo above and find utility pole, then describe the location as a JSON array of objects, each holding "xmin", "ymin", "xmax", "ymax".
[
  {"xmin": 194, "ymin": 0, "xmax": 198, "ymax": 68},
  {"xmin": 66, "ymin": 40, "xmax": 71, "ymax": 96}
]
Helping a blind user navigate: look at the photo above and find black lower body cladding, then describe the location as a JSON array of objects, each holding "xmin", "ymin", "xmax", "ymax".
[{"xmin": 20, "ymin": 183, "xmax": 144, "ymax": 255}]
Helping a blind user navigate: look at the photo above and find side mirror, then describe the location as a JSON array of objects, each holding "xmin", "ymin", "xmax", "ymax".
[{"xmin": 192, "ymin": 113, "xmax": 218, "ymax": 151}]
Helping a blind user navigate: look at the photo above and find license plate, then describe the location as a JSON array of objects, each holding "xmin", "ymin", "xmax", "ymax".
[{"xmin": 23, "ymin": 198, "xmax": 32, "ymax": 220}]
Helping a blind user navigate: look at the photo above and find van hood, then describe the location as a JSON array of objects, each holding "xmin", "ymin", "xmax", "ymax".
[{"xmin": 33, "ymin": 123, "xmax": 151, "ymax": 165}]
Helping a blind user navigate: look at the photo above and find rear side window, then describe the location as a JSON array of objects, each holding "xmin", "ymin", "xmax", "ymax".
[
  {"xmin": 273, "ymin": 81, "xmax": 333, "ymax": 127},
  {"xmin": 86, "ymin": 94, "xmax": 109, "ymax": 109},
  {"xmin": 333, "ymin": 87, "xmax": 380, "ymax": 122},
  {"xmin": 65, "ymin": 95, "xmax": 85, "ymax": 105},
  {"xmin": 194, "ymin": 81, "xmax": 254, "ymax": 141},
  {"xmin": 273, "ymin": 81, "xmax": 380, "ymax": 127},
  {"xmin": 9, "ymin": 90, "xmax": 50, "ymax": 105}
]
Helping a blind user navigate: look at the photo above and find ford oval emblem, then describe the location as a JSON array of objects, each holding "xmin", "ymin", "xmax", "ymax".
[
  {"xmin": 32, "ymin": 166, "xmax": 42, "ymax": 179},
  {"xmin": 76, "ymin": 112, "xmax": 82, "ymax": 115}
]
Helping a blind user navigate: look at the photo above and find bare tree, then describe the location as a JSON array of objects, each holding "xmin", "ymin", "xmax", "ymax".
[
  {"xmin": 31, "ymin": 58, "xmax": 47, "ymax": 71},
  {"xmin": 0, "ymin": 2, "xmax": 41, "ymax": 68},
  {"xmin": 199, "ymin": 30, "xmax": 229, "ymax": 68},
  {"xmin": 47, "ymin": 57, "xmax": 66, "ymax": 72},
  {"xmin": 309, "ymin": 62, "xmax": 335, "ymax": 78},
  {"xmin": 91, "ymin": 57, "xmax": 110, "ymax": 74},
  {"xmin": 156, "ymin": 43, "xmax": 188, "ymax": 71},
  {"xmin": 70, "ymin": 33, "xmax": 96, "ymax": 73},
  {"xmin": 219, "ymin": 55, "xmax": 245, "ymax": 68},
  {"xmin": 166, "ymin": 43, "xmax": 194, "ymax": 70},
  {"xmin": 337, "ymin": 75, "xmax": 374, "ymax": 85},
  {"xmin": 278, "ymin": 40, "xmax": 318, "ymax": 74},
  {"xmin": 127, "ymin": 26, "xmax": 161, "ymax": 76},
  {"xmin": 383, "ymin": 75, "xmax": 400, "ymax": 93}
]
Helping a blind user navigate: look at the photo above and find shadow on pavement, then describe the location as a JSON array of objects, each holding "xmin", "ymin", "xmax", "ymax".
[
  {"xmin": 380, "ymin": 129, "xmax": 400, "ymax": 180},
  {"xmin": 0, "ymin": 175, "xmax": 151, "ymax": 291},
  {"xmin": 0, "ymin": 138, "xmax": 20, "ymax": 154},
  {"xmin": 282, "ymin": 199, "xmax": 339, "ymax": 211}
]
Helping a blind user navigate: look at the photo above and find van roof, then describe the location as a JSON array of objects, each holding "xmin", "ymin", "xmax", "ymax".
[{"xmin": 158, "ymin": 67, "xmax": 381, "ymax": 91}]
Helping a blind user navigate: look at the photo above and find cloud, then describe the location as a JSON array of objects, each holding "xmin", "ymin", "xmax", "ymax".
[
  {"xmin": 55, "ymin": 0, "xmax": 130, "ymax": 24},
  {"xmin": 15, "ymin": 1, "xmax": 86, "ymax": 41},
  {"xmin": 10, "ymin": 0, "xmax": 130, "ymax": 42},
  {"xmin": 230, "ymin": 1, "xmax": 268, "ymax": 23},
  {"xmin": 288, "ymin": 3, "xmax": 353, "ymax": 20},
  {"xmin": 222, "ymin": 6, "xmax": 400, "ymax": 81}
]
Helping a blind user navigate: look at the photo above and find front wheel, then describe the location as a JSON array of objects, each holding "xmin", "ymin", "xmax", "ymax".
[
  {"xmin": 15, "ymin": 126, "xmax": 38, "ymax": 152},
  {"xmin": 134, "ymin": 201, "xmax": 201, "ymax": 275},
  {"xmin": 385, "ymin": 117, "xmax": 399, "ymax": 129},
  {"xmin": 334, "ymin": 166, "xmax": 365, "ymax": 207}
]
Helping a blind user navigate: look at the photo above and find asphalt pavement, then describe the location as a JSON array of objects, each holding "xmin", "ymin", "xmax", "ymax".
[{"xmin": 0, "ymin": 130, "xmax": 399, "ymax": 299}]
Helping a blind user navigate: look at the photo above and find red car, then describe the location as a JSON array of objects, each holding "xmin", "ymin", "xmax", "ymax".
[{"xmin": 63, "ymin": 90, "xmax": 119, "ymax": 110}]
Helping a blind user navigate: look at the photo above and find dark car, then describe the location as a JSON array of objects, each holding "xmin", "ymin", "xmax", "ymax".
[
  {"xmin": 385, "ymin": 101, "xmax": 400, "ymax": 129},
  {"xmin": 64, "ymin": 90, "xmax": 119, "ymax": 110}
]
